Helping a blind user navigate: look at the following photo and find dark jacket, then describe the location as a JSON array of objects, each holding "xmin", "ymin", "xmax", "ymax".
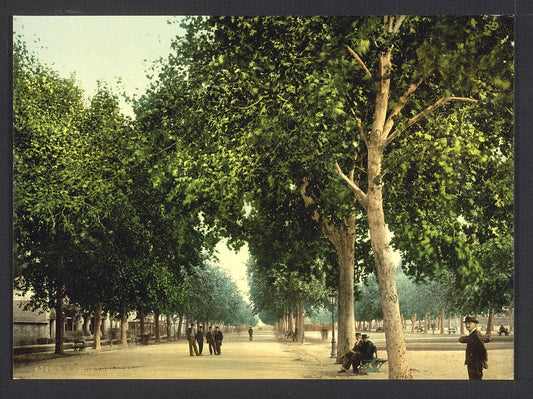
[
  {"xmin": 196, "ymin": 330, "xmax": 204, "ymax": 343},
  {"xmin": 459, "ymin": 329, "xmax": 488, "ymax": 365},
  {"xmin": 214, "ymin": 330, "xmax": 223, "ymax": 342},
  {"xmin": 206, "ymin": 330, "xmax": 215, "ymax": 343},
  {"xmin": 359, "ymin": 340, "xmax": 377, "ymax": 360}
]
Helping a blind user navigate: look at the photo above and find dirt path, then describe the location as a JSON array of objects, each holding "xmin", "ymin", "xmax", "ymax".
[{"xmin": 13, "ymin": 327, "xmax": 513, "ymax": 379}]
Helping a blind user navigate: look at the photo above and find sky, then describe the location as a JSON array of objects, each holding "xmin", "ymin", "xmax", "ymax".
[
  {"xmin": 14, "ymin": 16, "xmax": 183, "ymax": 116},
  {"xmin": 14, "ymin": 16, "xmax": 252, "ymax": 300}
]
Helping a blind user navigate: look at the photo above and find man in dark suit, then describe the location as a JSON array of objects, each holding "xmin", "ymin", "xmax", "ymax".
[
  {"xmin": 214, "ymin": 326, "xmax": 223, "ymax": 355},
  {"xmin": 196, "ymin": 325, "xmax": 204, "ymax": 355},
  {"xmin": 339, "ymin": 332, "xmax": 362, "ymax": 373},
  {"xmin": 206, "ymin": 326, "xmax": 216, "ymax": 355},
  {"xmin": 459, "ymin": 316, "xmax": 488, "ymax": 379}
]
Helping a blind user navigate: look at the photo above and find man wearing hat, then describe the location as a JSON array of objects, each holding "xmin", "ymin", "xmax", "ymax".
[
  {"xmin": 214, "ymin": 326, "xmax": 224, "ymax": 355},
  {"xmin": 186, "ymin": 323, "xmax": 199, "ymax": 356},
  {"xmin": 206, "ymin": 326, "xmax": 216, "ymax": 355},
  {"xmin": 459, "ymin": 316, "xmax": 488, "ymax": 379},
  {"xmin": 196, "ymin": 325, "xmax": 204, "ymax": 355},
  {"xmin": 357, "ymin": 334, "xmax": 378, "ymax": 368},
  {"xmin": 339, "ymin": 332, "xmax": 363, "ymax": 373}
]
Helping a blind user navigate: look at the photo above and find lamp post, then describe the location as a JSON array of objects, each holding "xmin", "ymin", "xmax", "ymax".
[{"xmin": 329, "ymin": 292, "xmax": 337, "ymax": 358}]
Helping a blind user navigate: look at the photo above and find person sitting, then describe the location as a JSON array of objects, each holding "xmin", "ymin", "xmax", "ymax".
[
  {"xmin": 354, "ymin": 334, "xmax": 378, "ymax": 374},
  {"xmin": 498, "ymin": 325, "xmax": 509, "ymax": 336},
  {"xmin": 338, "ymin": 333, "xmax": 363, "ymax": 374}
]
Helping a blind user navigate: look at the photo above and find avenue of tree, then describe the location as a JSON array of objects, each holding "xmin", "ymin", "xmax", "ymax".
[{"xmin": 13, "ymin": 16, "xmax": 513, "ymax": 379}]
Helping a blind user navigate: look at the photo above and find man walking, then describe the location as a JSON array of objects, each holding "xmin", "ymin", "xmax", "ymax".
[
  {"xmin": 206, "ymin": 326, "xmax": 216, "ymax": 355},
  {"xmin": 214, "ymin": 326, "xmax": 223, "ymax": 355},
  {"xmin": 459, "ymin": 316, "xmax": 488, "ymax": 380},
  {"xmin": 196, "ymin": 325, "xmax": 204, "ymax": 355},
  {"xmin": 186, "ymin": 323, "xmax": 199, "ymax": 356}
]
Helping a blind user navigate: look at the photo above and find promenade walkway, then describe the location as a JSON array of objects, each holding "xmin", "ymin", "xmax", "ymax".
[{"xmin": 13, "ymin": 328, "xmax": 513, "ymax": 379}]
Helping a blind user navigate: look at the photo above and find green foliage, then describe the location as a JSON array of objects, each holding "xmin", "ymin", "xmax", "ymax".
[
  {"xmin": 183, "ymin": 264, "xmax": 257, "ymax": 326},
  {"xmin": 356, "ymin": 269, "xmax": 453, "ymax": 321}
]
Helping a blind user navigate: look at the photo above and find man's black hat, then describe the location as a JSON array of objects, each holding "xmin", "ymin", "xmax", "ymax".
[{"xmin": 464, "ymin": 316, "xmax": 479, "ymax": 323}]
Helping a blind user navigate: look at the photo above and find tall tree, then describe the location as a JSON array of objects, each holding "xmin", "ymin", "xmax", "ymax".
[
  {"xmin": 136, "ymin": 15, "xmax": 512, "ymax": 378},
  {"xmin": 13, "ymin": 39, "xmax": 87, "ymax": 354}
]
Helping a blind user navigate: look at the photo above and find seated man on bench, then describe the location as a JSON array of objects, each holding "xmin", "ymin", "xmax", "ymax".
[
  {"xmin": 339, "ymin": 333, "xmax": 363, "ymax": 373},
  {"xmin": 339, "ymin": 333, "xmax": 382, "ymax": 375},
  {"xmin": 73, "ymin": 339, "xmax": 87, "ymax": 351},
  {"xmin": 355, "ymin": 334, "xmax": 379, "ymax": 374},
  {"xmin": 498, "ymin": 325, "xmax": 509, "ymax": 336}
]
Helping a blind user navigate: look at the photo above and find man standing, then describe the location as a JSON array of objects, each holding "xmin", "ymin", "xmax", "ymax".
[
  {"xmin": 214, "ymin": 326, "xmax": 223, "ymax": 355},
  {"xmin": 196, "ymin": 325, "xmax": 204, "ymax": 355},
  {"xmin": 186, "ymin": 323, "xmax": 199, "ymax": 356},
  {"xmin": 206, "ymin": 326, "xmax": 216, "ymax": 355},
  {"xmin": 459, "ymin": 316, "xmax": 488, "ymax": 380},
  {"xmin": 248, "ymin": 326, "xmax": 253, "ymax": 341}
]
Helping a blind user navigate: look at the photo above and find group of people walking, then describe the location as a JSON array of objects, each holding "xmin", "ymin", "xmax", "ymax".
[{"xmin": 186, "ymin": 324, "xmax": 223, "ymax": 356}]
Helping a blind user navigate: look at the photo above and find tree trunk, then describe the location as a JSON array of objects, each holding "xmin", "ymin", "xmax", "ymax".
[
  {"xmin": 440, "ymin": 311, "xmax": 445, "ymax": 334},
  {"xmin": 154, "ymin": 311, "xmax": 161, "ymax": 342},
  {"xmin": 120, "ymin": 312, "xmax": 128, "ymax": 347},
  {"xmin": 424, "ymin": 313, "xmax": 428, "ymax": 334},
  {"xmin": 297, "ymin": 301, "xmax": 304, "ymax": 343},
  {"xmin": 411, "ymin": 314, "xmax": 416, "ymax": 333},
  {"xmin": 486, "ymin": 309, "xmax": 494, "ymax": 339},
  {"xmin": 177, "ymin": 312, "xmax": 183, "ymax": 339},
  {"xmin": 140, "ymin": 310, "xmax": 146, "ymax": 335},
  {"xmin": 300, "ymin": 179, "xmax": 356, "ymax": 363},
  {"xmin": 460, "ymin": 316, "xmax": 465, "ymax": 335},
  {"xmin": 288, "ymin": 312, "xmax": 294, "ymax": 334},
  {"xmin": 54, "ymin": 294, "xmax": 64, "ymax": 355},
  {"xmin": 361, "ymin": 47, "xmax": 411, "ymax": 379},
  {"xmin": 332, "ymin": 224, "xmax": 356, "ymax": 362},
  {"xmin": 508, "ymin": 307, "xmax": 513, "ymax": 332},
  {"xmin": 166, "ymin": 314, "xmax": 172, "ymax": 341},
  {"xmin": 93, "ymin": 302, "xmax": 102, "ymax": 350}
]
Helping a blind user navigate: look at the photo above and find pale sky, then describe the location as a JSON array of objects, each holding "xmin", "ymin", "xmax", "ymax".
[
  {"xmin": 14, "ymin": 16, "xmax": 251, "ymax": 300},
  {"xmin": 14, "ymin": 16, "xmax": 183, "ymax": 116}
]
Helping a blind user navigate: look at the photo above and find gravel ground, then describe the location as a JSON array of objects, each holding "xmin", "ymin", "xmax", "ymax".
[{"xmin": 12, "ymin": 327, "xmax": 513, "ymax": 380}]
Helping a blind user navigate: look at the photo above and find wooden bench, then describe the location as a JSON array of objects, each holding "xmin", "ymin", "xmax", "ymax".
[
  {"xmin": 73, "ymin": 339, "xmax": 87, "ymax": 351},
  {"xmin": 414, "ymin": 326, "xmax": 424, "ymax": 333},
  {"xmin": 139, "ymin": 334, "xmax": 153, "ymax": 345},
  {"xmin": 447, "ymin": 327, "xmax": 457, "ymax": 334},
  {"xmin": 498, "ymin": 328, "xmax": 509, "ymax": 336},
  {"xmin": 360, "ymin": 358, "xmax": 388, "ymax": 373}
]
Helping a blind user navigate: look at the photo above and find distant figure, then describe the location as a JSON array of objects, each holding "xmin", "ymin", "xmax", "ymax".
[
  {"xmin": 214, "ymin": 326, "xmax": 223, "ymax": 355},
  {"xmin": 498, "ymin": 324, "xmax": 509, "ymax": 336},
  {"xmin": 186, "ymin": 323, "xmax": 199, "ymax": 356},
  {"xmin": 293, "ymin": 327, "xmax": 299, "ymax": 342},
  {"xmin": 248, "ymin": 326, "xmax": 253, "ymax": 341},
  {"xmin": 206, "ymin": 326, "xmax": 216, "ymax": 355},
  {"xmin": 196, "ymin": 325, "xmax": 204, "ymax": 355},
  {"xmin": 459, "ymin": 316, "xmax": 488, "ymax": 380}
]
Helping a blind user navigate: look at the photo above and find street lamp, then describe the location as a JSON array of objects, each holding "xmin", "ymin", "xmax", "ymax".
[{"xmin": 329, "ymin": 292, "xmax": 337, "ymax": 358}]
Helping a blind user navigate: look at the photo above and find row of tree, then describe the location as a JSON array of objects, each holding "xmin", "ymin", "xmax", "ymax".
[
  {"xmin": 13, "ymin": 39, "xmax": 256, "ymax": 354},
  {"xmin": 14, "ymin": 15, "xmax": 513, "ymax": 379}
]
